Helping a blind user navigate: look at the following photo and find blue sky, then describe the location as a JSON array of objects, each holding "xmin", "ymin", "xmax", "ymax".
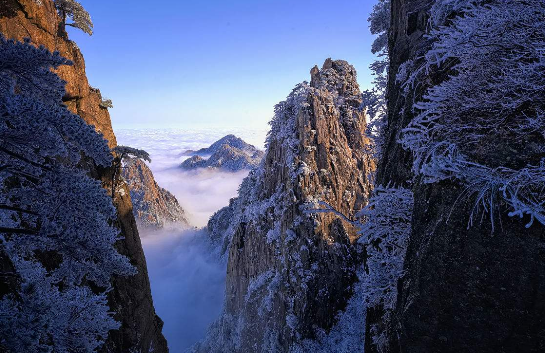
[{"xmin": 69, "ymin": 0, "xmax": 379, "ymax": 130}]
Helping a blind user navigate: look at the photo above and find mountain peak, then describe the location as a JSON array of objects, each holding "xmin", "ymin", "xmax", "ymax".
[
  {"xmin": 310, "ymin": 58, "xmax": 360, "ymax": 97},
  {"xmin": 181, "ymin": 135, "xmax": 264, "ymax": 172},
  {"xmin": 198, "ymin": 60, "xmax": 375, "ymax": 351}
]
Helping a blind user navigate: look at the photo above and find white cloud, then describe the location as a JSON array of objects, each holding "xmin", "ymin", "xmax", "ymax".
[
  {"xmin": 117, "ymin": 128, "xmax": 266, "ymax": 227},
  {"xmin": 141, "ymin": 229, "xmax": 225, "ymax": 352},
  {"xmin": 116, "ymin": 128, "xmax": 266, "ymax": 351}
]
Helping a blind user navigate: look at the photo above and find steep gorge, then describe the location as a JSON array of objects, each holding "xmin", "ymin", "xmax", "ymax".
[
  {"xmin": 199, "ymin": 59, "xmax": 375, "ymax": 352},
  {"xmin": 0, "ymin": 1, "xmax": 168, "ymax": 351}
]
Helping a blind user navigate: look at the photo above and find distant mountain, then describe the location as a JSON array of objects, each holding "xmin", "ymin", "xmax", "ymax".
[
  {"xmin": 122, "ymin": 158, "xmax": 190, "ymax": 229},
  {"xmin": 181, "ymin": 135, "xmax": 264, "ymax": 171},
  {"xmin": 184, "ymin": 134, "xmax": 258, "ymax": 156}
]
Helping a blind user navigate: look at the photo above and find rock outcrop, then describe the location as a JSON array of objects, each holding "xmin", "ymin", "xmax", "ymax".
[
  {"xmin": 370, "ymin": 1, "xmax": 545, "ymax": 352},
  {"xmin": 181, "ymin": 135, "xmax": 264, "ymax": 172},
  {"xmin": 197, "ymin": 59, "xmax": 374, "ymax": 352},
  {"xmin": 122, "ymin": 158, "xmax": 190, "ymax": 230},
  {"xmin": 0, "ymin": 1, "xmax": 168, "ymax": 352}
]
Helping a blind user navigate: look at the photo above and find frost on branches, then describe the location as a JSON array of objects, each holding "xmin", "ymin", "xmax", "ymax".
[
  {"xmin": 400, "ymin": 0, "xmax": 545, "ymax": 229},
  {"xmin": 357, "ymin": 186, "xmax": 412, "ymax": 351},
  {"xmin": 113, "ymin": 145, "xmax": 151, "ymax": 163},
  {"xmin": 0, "ymin": 37, "xmax": 134, "ymax": 352},
  {"xmin": 100, "ymin": 98, "xmax": 113, "ymax": 109},
  {"xmin": 54, "ymin": 0, "xmax": 93, "ymax": 35},
  {"xmin": 291, "ymin": 186, "xmax": 412, "ymax": 353},
  {"xmin": 362, "ymin": 0, "xmax": 390, "ymax": 158}
]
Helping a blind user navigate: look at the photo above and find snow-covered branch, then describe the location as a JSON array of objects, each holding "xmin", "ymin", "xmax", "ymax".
[
  {"xmin": 400, "ymin": 0, "xmax": 545, "ymax": 229},
  {"xmin": 0, "ymin": 35, "xmax": 133, "ymax": 352}
]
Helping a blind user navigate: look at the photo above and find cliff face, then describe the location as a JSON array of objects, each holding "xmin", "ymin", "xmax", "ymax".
[
  {"xmin": 0, "ymin": 1, "xmax": 168, "ymax": 352},
  {"xmin": 376, "ymin": 1, "xmax": 545, "ymax": 352},
  {"xmin": 200, "ymin": 59, "xmax": 374, "ymax": 352},
  {"xmin": 0, "ymin": 0, "xmax": 116, "ymax": 147},
  {"xmin": 122, "ymin": 158, "xmax": 190, "ymax": 230}
]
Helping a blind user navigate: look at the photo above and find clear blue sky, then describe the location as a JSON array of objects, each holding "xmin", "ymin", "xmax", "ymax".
[{"xmin": 69, "ymin": 0, "xmax": 379, "ymax": 130}]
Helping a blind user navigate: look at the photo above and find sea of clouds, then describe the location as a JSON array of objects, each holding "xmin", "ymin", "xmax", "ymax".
[
  {"xmin": 116, "ymin": 127, "xmax": 267, "ymax": 226},
  {"xmin": 116, "ymin": 127, "xmax": 267, "ymax": 352}
]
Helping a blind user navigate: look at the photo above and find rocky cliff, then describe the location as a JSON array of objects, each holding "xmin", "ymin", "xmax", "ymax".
[
  {"xmin": 198, "ymin": 59, "xmax": 374, "ymax": 352},
  {"xmin": 0, "ymin": 1, "xmax": 168, "ymax": 351},
  {"xmin": 372, "ymin": 1, "xmax": 545, "ymax": 352},
  {"xmin": 181, "ymin": 135, "xmax": 264, "ymax": 171},
  {"xmin": 123, "ymin": 158, "xmax": 190, "ymax": 230}
]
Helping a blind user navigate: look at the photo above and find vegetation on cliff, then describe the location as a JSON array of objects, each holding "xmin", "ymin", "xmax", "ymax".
[{"xmin": 0, "ymin": 36, "xmax": 134, "ymax": 352}]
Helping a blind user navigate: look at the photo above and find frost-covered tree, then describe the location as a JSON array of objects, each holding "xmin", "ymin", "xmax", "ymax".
[
  {"xmin": 100, "ymin": 98, "xmax": 113, "ymax": 109},
  {"xmin": 0, "ymin": 36, "xmax": 134, "ymax": 352},
  {"xmin": 113, "ymin": 146, "xmax": 151, "ymax": 163},
  {"xmin": 400, "ymin": 0, "xmax": 545, "ymax": 229},
  {"xmin": 363, "ymin": 0, "xmax": 390, "ymax": 158},
  {"xmin": 368, "ymin": 0, "xmax": 389, "ymax": 89},
  {"xmin": 357, "ymin": 186, "xmax": 412, "ymax": 351},
  {"xmin": 297, "ymin": 186, "xmax": 412, "ymax": 353},
  {"xmin": 54, "ymin": 0, "xmax": 93, "ymax": 36}
]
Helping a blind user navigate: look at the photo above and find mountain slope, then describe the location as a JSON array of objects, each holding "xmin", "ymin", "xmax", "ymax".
[{"xmin": 122, "ymin": 158, "xmax": 190, "ymax": 229}]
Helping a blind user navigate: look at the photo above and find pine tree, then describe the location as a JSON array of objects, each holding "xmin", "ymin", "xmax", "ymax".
[
  {"xmin": 54, "ymin": 0, "xmax": 93, "ymax": 36},
  {"xmin": 363, "ymin": 0, "xmax": 390, "ymax": 158},
  {"xmin": 0, "ymin": 36, "xmax": 134, "ymax": 352}
]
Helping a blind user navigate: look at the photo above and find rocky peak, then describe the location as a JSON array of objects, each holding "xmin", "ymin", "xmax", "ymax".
[
  {"xmin": 122, "ymin": 158, "xmax": 190, "ymax": 230},
  {"xmin": 188, "ymin": 134, "xmax": 258, "ymax": 156},
  {"xmin": 198, "ymin": 59, "xmax": 374, "ymax": 352},
  {"xmin": 310, "ymin": 58, "xmax": 361, "ymax": 98},
  {"xmin": 181, "ymin": 135, "xmax": 264, "ymax": 171}
]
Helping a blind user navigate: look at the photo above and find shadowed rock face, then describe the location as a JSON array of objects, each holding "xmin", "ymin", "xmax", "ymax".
[
  {"xmin": 0, "ymin": 1, "xmax": 168, "ymax": 351},
  {"xmin": 122, "ymin": 158, "xmax": 190, "ymax": 230},
  {"xmin": 198, "ymin": 59, "xmax": 375, "ymax": 352},
  {"xmin": 181, "ymin": 135, "xmax": 264, "ymax": 171},
  {"xmin": 369, "ymin": 1, "xmax": 545, "ymax": 352}
]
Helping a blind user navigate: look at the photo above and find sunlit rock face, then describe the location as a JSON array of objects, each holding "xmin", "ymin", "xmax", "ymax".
[
  {"xmin": 123, "ymin": 158, "xmax": 190, "ymax": 230},
  {"xmin": 198, "ymin": 59, "xmax": 375, "ymax": 352},
  {"xmin": 0, "ymin": 0, "xmax": 117, "ymax": 147},
  {"xmin": 0, "ymin": 1, "xmax": 168, "ymax": 351},
  {"xmin": 181, "ymin": 135, "xmax": 264, "ymax": 171}
]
